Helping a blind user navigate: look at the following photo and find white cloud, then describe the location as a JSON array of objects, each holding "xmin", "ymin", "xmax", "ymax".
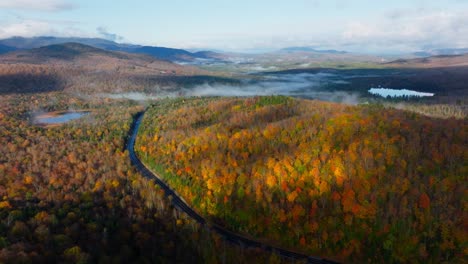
[
  {"xmin": 0, "ymin": 20, "xmax": 52, "ymax": 38},
  {"xmin": 0, "ymin": 19, "xmax": 88, "ymax": 39},
  {"xmin": 0, "ymin": 3, "xmax": 466, "ymax": 54},
  {"xmin": 0, "ymin": 0, "xmax": 75, "ymax": 12},
  {"xmin": 341, "ymin": 9, "xmax": 468, "ymax": 52},
  {"xmin": 153, "ymin": 8, "xmax": 468, "ymax": 53}
]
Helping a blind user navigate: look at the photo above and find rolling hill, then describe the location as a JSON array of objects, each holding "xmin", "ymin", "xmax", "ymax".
[
  {"xmin": 0, "ymin": 42, "xmax": 224, "ymax": 94},
  {"xmin": 0, "ymin": 42, "xmax": 192, "ymax": 71},
  {"xmin": 136, "ymin": 96, "xmax": 467, "ymax": 263}
]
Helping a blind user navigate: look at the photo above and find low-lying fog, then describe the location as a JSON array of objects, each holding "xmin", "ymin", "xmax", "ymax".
[
  {"xmin": 182, "ymin": 73, "xmax": 361, "ymax": 104},
  {"xmin": 98, "ymin": 71, "xmax": 435, "ymax": 105},
  {"xmin": 98, "ymin": 92, "xmax": 164, "ymax": 101}
]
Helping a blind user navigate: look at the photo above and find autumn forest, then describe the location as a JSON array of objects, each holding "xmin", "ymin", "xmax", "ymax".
[
  {"xmin": 0, "ymin": 36, "xmax": 467, "ymax": 264},
  {"xmin": 136, "ymin": 96, "xmax": 467, "ymax": 263},
  {"xmin": 0, "ymin": 94, "xmax": 291, "ymax": 263}
]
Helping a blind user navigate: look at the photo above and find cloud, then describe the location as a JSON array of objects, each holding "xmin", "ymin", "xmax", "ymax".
[
  {"xmin": 0, "ymin": 19, "xmax": 87, "ymax": 39},
  {"xmin": 0, "ymin": 2, "xmax": 466, "ymax": 54},
  {"xmin": 341, "ymin": 9, "xmax": 468, "ymax": 52},
  {"xmin": 0, "ymin": 0, "xmax": 75, "ymax": 12},
  {"xmin": 97, "ymin": 27, "xmax": 124, "ymax": 42},
  {"xmin": 164, "ymin": 6, "xmax": 468, "ymax": 53},
  {"xmin": 0, "ymin": 20, "xmax": 54, "ymax": 38}
]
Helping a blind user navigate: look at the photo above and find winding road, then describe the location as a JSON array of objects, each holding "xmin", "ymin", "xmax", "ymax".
[{"xmin": 127, "ymin": 111, "xmax": 339, "ymax": 264}]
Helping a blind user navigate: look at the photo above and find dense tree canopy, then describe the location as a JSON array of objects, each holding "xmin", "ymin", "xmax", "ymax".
[
  {"xmin": 137, "ymin": 96, "xmax": 467, "ymax": 263},
  {"xmin": 0, "ymin": 93, "xmax": 285, "ymax": 263}
]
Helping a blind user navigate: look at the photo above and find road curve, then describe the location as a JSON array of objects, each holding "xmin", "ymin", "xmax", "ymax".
[{"xmin": 127, "ymin": 111, "xmax": 339, "ymax": 264}]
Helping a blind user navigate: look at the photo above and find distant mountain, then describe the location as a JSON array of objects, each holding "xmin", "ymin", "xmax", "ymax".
[
  {"xmin": 0, "ymin": 36, "xmax": 224, "ymax": 62},
  {"xmin": 0, "ymin": 44, "xmax": 16, "ymax": 54},
  {"xmin": 280, "ymin": 46, "xmax": 347, "ymax": 54},
  {"xmin": 413, "ymin": 48, "xmax": 468, "ymax": 57},
  {"xmin": 385, "ymin": 53, "xmax": 468, "ymax": 68},
  {"xmin": 126, "ymin": 46, "xmax": 195, "ymax": 62},
  {"xmin": 193, "ymin": 51, "xmax": 225, "ymax": 59},
  {"xmin": 1, "ymin": 42, "xmax": 145, "ymax": 64},
  {"xmin": 10, "ymin": 42, "xmax": 131, "ymax": 61},
  {"xmin": 1, "ymin": 36, "xmax": 110, "ymax": 49},
  {"xmin": 412, "ymin": 51, "xmax": 433, "ymax": 57}
]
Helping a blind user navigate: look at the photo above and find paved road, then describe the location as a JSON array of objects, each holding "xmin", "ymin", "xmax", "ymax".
[{"xmin": 127, "ymin": 111, "xmax": 339, "ymax": 264}]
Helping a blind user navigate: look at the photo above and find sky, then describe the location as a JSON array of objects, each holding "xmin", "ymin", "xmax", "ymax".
[{"xmin": 0, "ymin": 0, "xmax": 468, "ymax": 53}]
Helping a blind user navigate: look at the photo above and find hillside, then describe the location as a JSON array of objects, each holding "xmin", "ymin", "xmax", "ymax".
[
  {"xmin": 0, "ymin": 43, "xmax": 228, "ymax": 94},
  {"xmin": 136, "ymin": 96, "xmax": 467, "ymax": 263}
]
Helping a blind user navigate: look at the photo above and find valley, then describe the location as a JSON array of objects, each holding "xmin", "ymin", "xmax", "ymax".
[{"xmin": 0, "ymin": 30, "xmax": 467, "ymax": 263}]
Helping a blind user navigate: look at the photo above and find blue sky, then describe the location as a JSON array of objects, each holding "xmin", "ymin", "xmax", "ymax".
[{"xmin": 0, "ymin": 0, "xmax": 467, "ymax": 53}]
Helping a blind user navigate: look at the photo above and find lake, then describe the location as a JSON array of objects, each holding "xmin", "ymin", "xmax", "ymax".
[{"xmin": 369, "ymin": 88, "xmax": 434, "ymax": 98}]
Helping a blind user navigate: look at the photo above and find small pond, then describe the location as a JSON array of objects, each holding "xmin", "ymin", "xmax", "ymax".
[{"xmin": 34, "ymin": 111, "xmax": 89, "ymax": 125}]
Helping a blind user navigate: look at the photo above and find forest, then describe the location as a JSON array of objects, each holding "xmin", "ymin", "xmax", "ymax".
[
  {"xmin": 136, "ymin": 96, "xmax": 467, "ymax": 263},
  {"xmin": 0, "ymin": 63, "xmax": 238, "ymax": 95},
  {"xmin": 0, "ymin": 93, "xmax": 287, "ymax": 263},
  {"xmin": 1, "ymin": 3, "xmax": 467, "ymax": 263}
]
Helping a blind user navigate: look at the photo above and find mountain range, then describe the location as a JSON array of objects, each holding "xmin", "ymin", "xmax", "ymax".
[
  {"xmin": 1, "ymin": 37, "xmax": 468, "ymax": 66},
  {"xmin": 0, "ymin": 42, "xmax": 201, "ymax": 74},
  {"xmin": 412, "ymin": 48, "xmax": 468, "ymax": 57},
  {"xmin": 0, "ymin": 43, "xmax": 16, "ymax": 54},
  {"xmin": 0, "ymin": 36, "xmax": 225, "ymax": 62}
]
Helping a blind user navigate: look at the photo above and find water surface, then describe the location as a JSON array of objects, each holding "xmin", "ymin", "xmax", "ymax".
[
  {"xmin": 35, "ymin": 112, "xmax": 88, "ymax": 125},
  {"xmin": 369, "ymin": 88, "xmax": 434, "ymax": 98}
]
